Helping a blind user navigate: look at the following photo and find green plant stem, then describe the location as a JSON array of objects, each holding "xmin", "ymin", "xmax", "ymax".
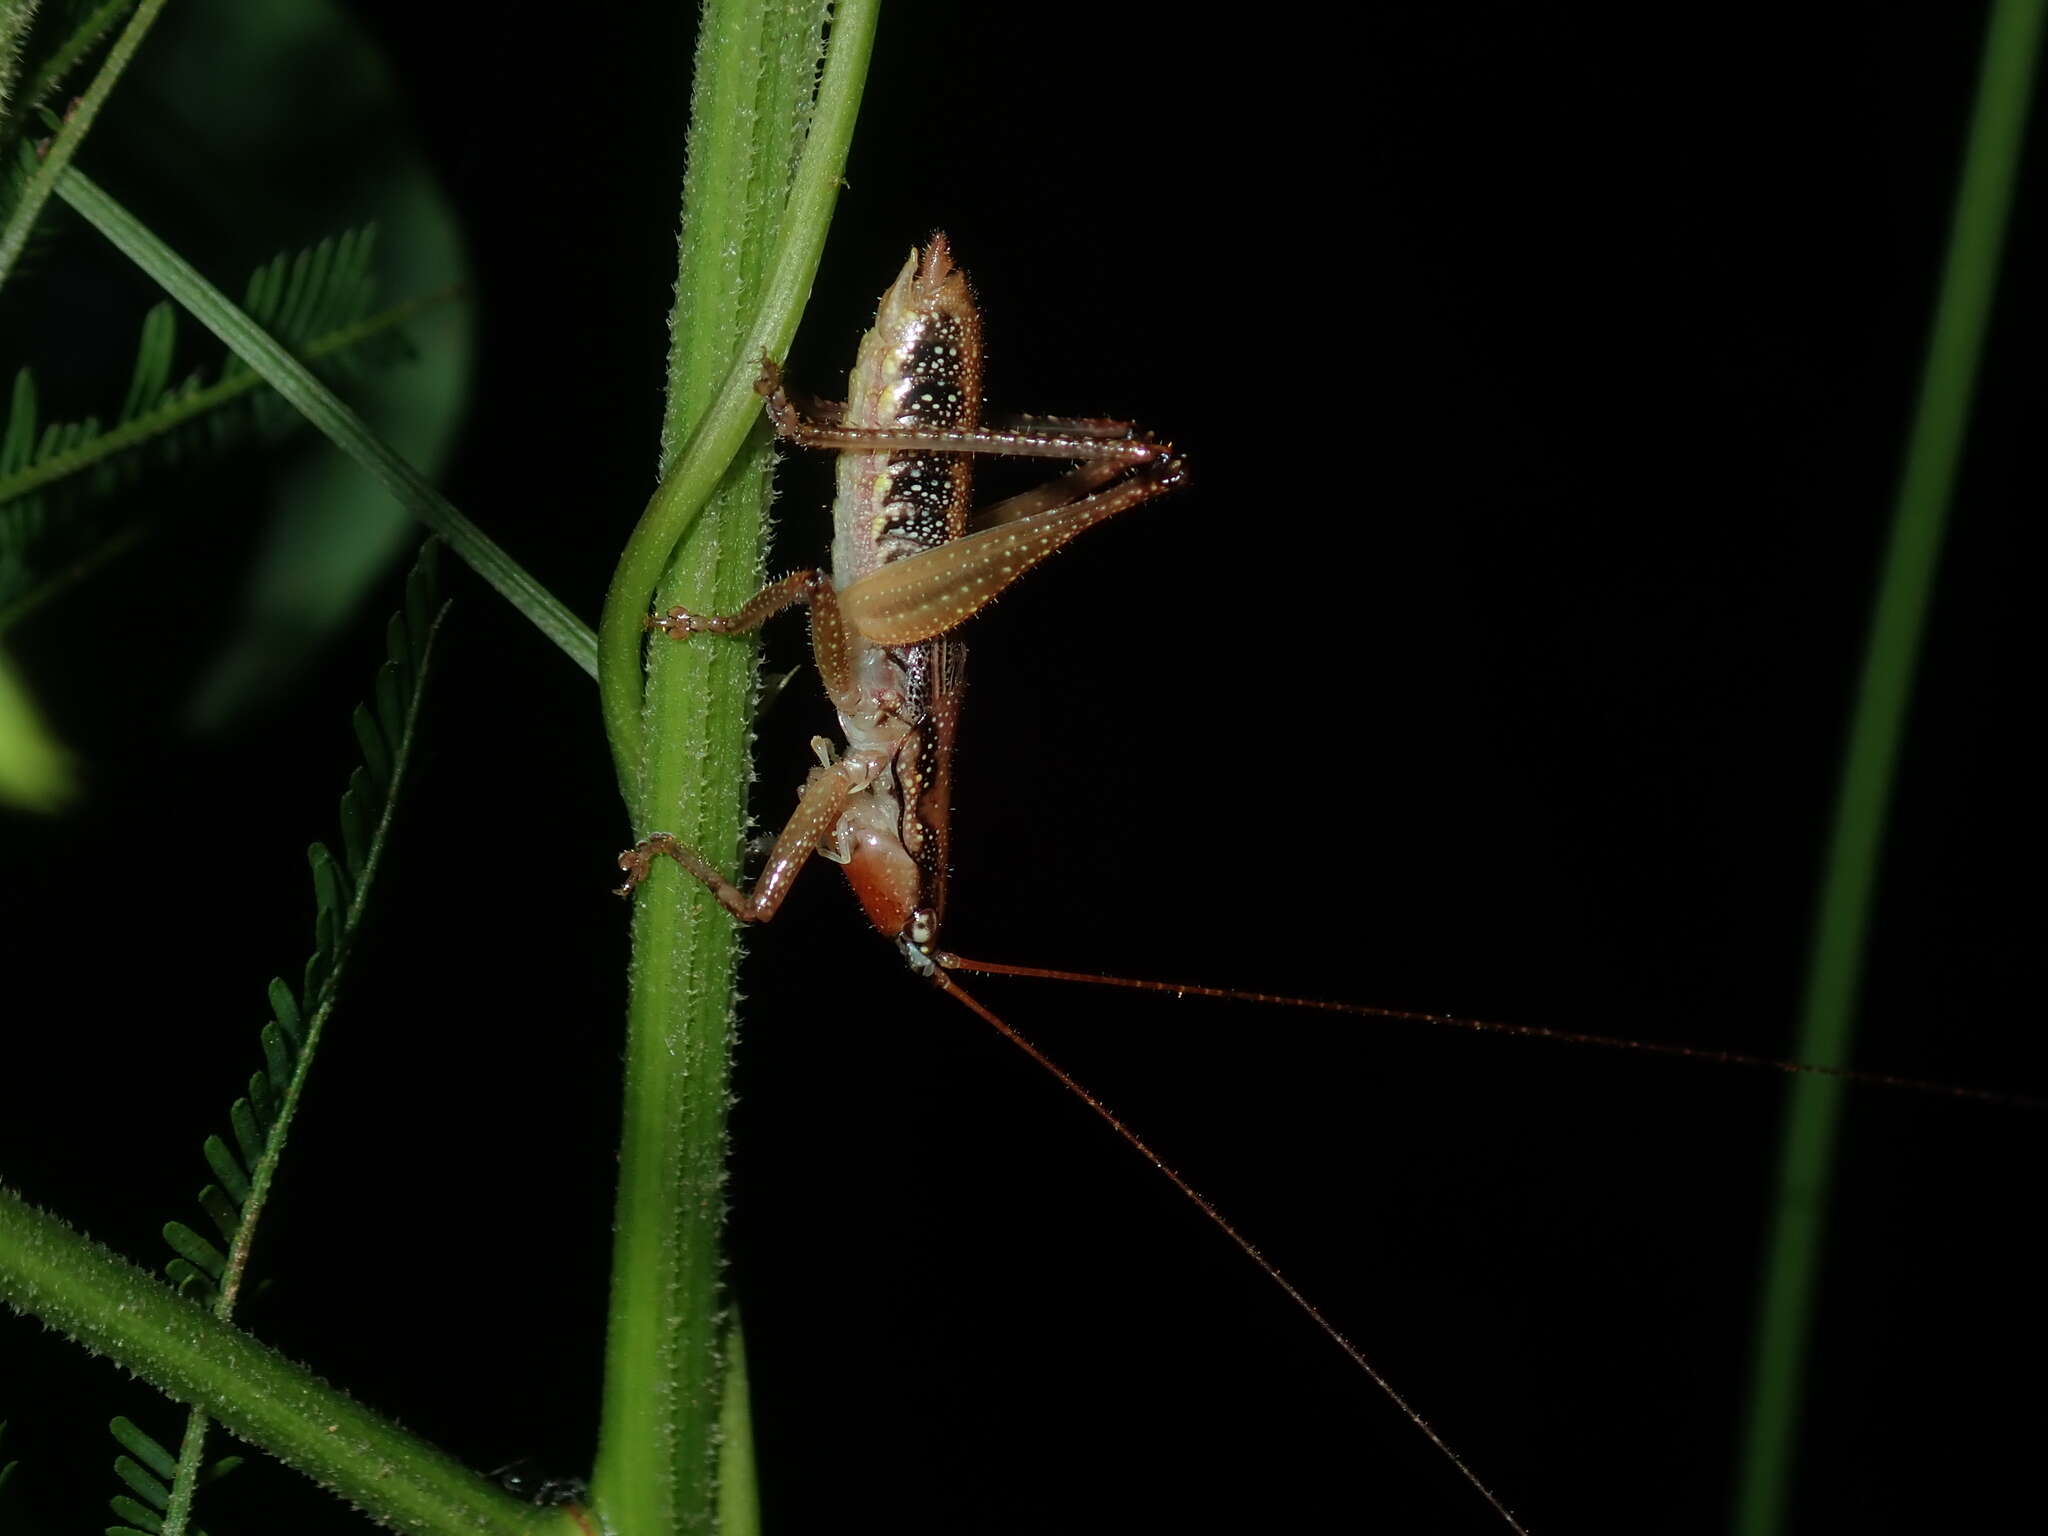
[
  {"xmin": 1733, "ymin": 5, "xmax": 2044, "ymax": 1531},
  {"xmin": 16, "ymin": 0, "xmax": 131, "ymax": 118},
  {"xmin": 53, "ymin": 169, "xmax": 597, "ymax": 676},
  {"xmin": 0, "ymin": 0, "xmax": 165, "ymax": 290},
  {"xmin": 589, "ymin": 3, "xmax": 876, "ymax": 1533},
  {"xmin": 0, "ymin": 1186, "xmax": 571, "ymax": 1536},
  {"xmin": 0, "ymin": 0, "xmax": 38, "ymax": 124},
  {"xmin": 597, "ymin": 0, "xmax": 879, "ymax": 817}
]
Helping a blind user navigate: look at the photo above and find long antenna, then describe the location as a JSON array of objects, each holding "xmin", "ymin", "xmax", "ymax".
[
  {"xmin": 934, "ymin": 952, "xmax": 2042, "ymax": 1111},
  {"xmin": 929, "ymin": 964, "xmax": 1531, "ymax": 1535}
]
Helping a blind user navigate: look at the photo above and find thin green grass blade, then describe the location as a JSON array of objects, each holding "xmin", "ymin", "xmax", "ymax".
[
  {"xmin": 52, "ymin": 168, "xmax": 596, "ymax": 676},
  {"xmin": 1733, "ymin": 5, "xmax": 2045, "ymax": 1530}
]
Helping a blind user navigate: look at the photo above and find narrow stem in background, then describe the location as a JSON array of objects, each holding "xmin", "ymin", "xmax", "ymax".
[{"xmin": 1734, "ymin": 5, "xmax": 2043, "ymax": 1531}]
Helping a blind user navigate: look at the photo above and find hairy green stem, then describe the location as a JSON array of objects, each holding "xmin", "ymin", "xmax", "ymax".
[
  {"xmin": 597, "ymin": 0, "xmax": 879, "ymax": 817},
  {"xmin": 0, "ymin": 0, "xmax": 166, "ymax": 290},
  {"xmin": 1733, "ymin": 5, "xmax": 2044, "ymax": 1530},
  {"xmin": 15, "ymin": 0, "xmax": 130, "ymax": 120},
  {"xmin": 0, "ymin": 0, "xmax": 38, "ymax": 124},
  {"xmin": 590, "ymin": 3, "xmax": 876, "ymax": 1533},
  {"xmin": 0, "ymin": 1187, "xmax": 572, "ymax": 1536}
]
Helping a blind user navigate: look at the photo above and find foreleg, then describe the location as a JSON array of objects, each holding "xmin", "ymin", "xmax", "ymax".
[
  {"xmin": 757, "ymin": 356, "xmax": 1168, "ymax": 467},
  {"xmin": 649, "ymin": 569, "xmax": 857, "ymax": 712}
]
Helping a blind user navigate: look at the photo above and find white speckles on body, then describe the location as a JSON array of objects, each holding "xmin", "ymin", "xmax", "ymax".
[{"xmin": 809, "ymin": 241, "xmax": 984, "ymax": 944}]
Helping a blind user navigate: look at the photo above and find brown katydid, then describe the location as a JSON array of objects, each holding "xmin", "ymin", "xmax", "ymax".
[
  {"xmin": 618, "ymin": 236, "xmax": 2035, "ymax": 1532},
  {"xmin": 618, "ymin": 235, "xmax": 1533, "ymax": 1526}
]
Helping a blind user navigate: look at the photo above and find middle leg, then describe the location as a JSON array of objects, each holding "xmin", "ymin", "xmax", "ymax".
[{"xmin": 618, "ymin": 755, "xmax": 861, "ymax": 920}]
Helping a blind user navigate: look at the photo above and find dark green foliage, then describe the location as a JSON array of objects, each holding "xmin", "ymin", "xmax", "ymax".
[
  {"xmin": 1, "ymin": 3, "xmax": 134, "ymax": 143},
  {"xmin": 104, "ymin": 1416, "xmax": 239, "ymax": 1536},
  {"xmin": 0, "ymin": 226, "xmax": 404, "ymax": 625},
  {"xmin": 155, "ymin": 543, "xmax": 444, "ymax": 1309},
  {"xmin": 94, "ymin": 548, "xmax": 446, "ymax": 1531},
  {"xmin": 95, "ymin": 545, "xmax": 446, "ymax": 1533},
  {"xmin": 1, "ymin": 3, "xmax": 132, "ymax": 233}
]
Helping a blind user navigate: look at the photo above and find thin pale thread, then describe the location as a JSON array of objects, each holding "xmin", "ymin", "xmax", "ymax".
[
  {"xmin": 934, "ymin": 954, "xmax": 2040, "ymax": 1112},
  {"xmin": 930, "ymin": 966, "xmax": 1531, "ymax": 1535}
]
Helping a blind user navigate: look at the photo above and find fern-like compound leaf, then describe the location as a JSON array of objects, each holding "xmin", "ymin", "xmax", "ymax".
[
  {"xmin": 161, "ymin": 1258, "xmax": 213, "ymax": 1300},
  {"xmin": 0, "ymin": 225, "xmax": 414, "ymax": 628},
  {"xmin": 195, "ymin": 1184, "xmax": 238, "ymax": 1245},
  {"xmin": 199, "ymin": 1135, "xmax": 249, "ymax": 1205},
  {"xmin": 227, "ymin": 1098, "xmax": 263, "ymax": 1171},
  {"xmin": 374, "ymin": 661, "xmax": 405, "ymax": 754},
  {"xmin": 108, "ymin": 1417, "xmax": 176, "ymax": 1480},
  {"xmin": 109, "ymin": 1491, "xmax": 163, "ymax": 1530},
  {"xmin": 113, "ymin": 543, "xmax": 446, "ymax": 1534},
  {"xmin": 309, "ymin": 842, "xmax": 353, "ymax": 949},
  {"xmin": 258, "ymin": 1021, "xmax": 293, "ymax": 1091},
  {"xmin": 266, "ymin": 977, "xmax": 300, "ymax": 1047},
  {"xmin": 117, "ymin": 302, "xmax": 176, "ymax": 424},
  {"xmin": 352, "ymin": 702, "xmax": 391, "ymax": 791},
  {"xmin": 339, "ymin": 779, "xmax": 371, "ymax": 875},
  {"xmin": 385, "ymin": 610, "xmax": 413, "ymax": 694},
  {"xmin": 160, "ymin": 1222, "xmax": 226, "ymax": 1283},
  {"xmin": 97, "ymin": 1410, "xmax": 240, "ymax": 1534},
  {"xmin": 113, "ymin": 1452, "xmax": 170, "ymax": 1506}
]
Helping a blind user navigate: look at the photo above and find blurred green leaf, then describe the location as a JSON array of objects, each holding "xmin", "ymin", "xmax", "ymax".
[
  {"xmin": 0, "ymin": 637, "xmax": 73, "ymax": 809},
  {"xmin": 108, "ymin": 0, "xmax": 475, "ymax": 726}
]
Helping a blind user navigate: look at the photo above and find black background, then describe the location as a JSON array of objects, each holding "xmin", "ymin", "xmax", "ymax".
[{"xmin": 3, "ymin": 5, "xmax": 2042, "ymax": 1533}]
